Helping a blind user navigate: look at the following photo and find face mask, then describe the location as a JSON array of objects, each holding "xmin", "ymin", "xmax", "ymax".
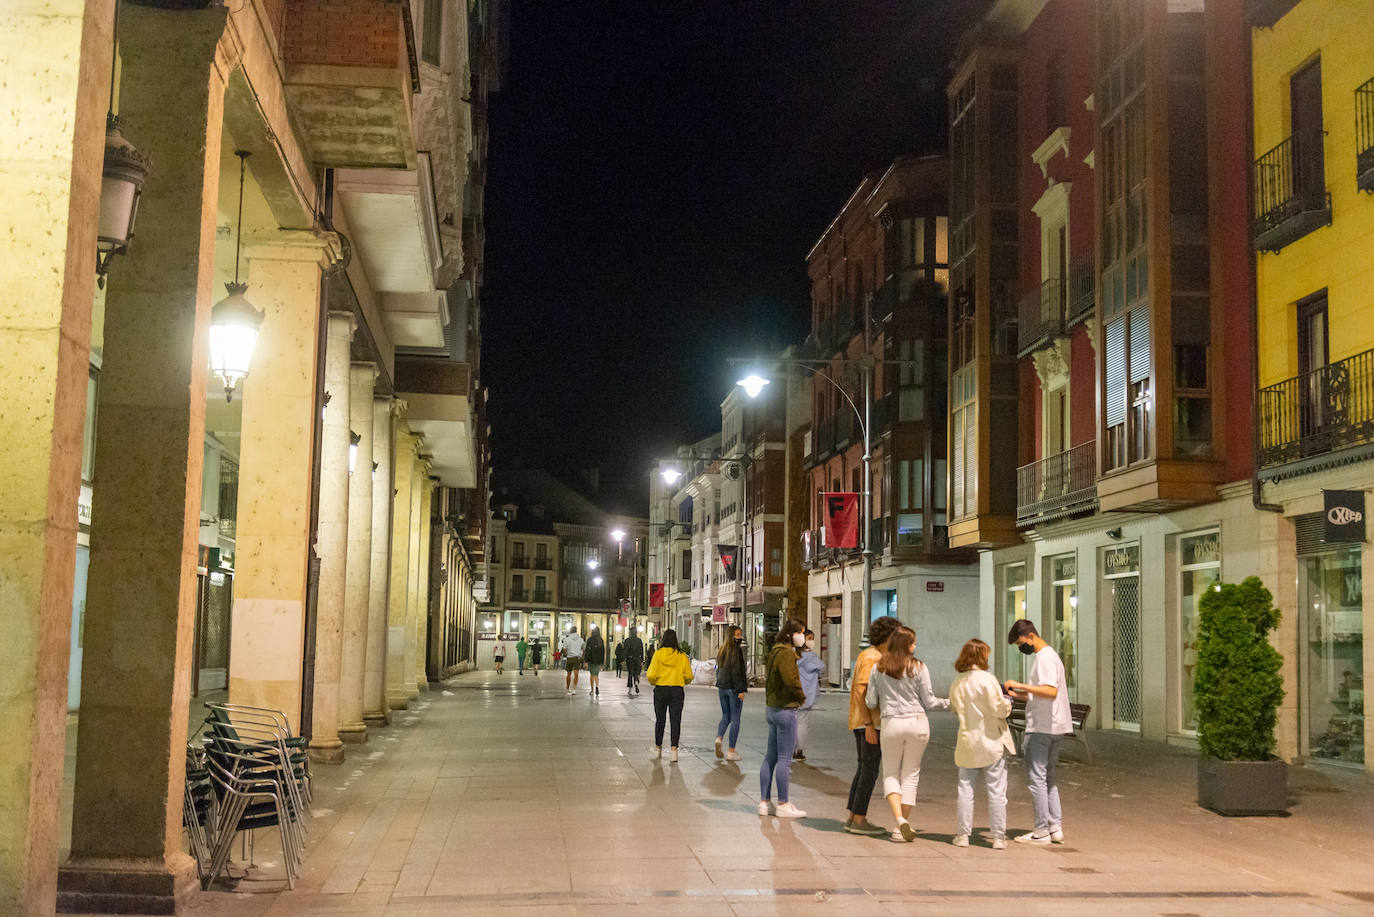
[
  {"xmin": 792, "ymin": 632, "xmax": 805, "ymax": 647},
  {"xmin": 1018, "ymin": 642, "xmax": 1036, "ymax": 656},
  {"xmin": 804, "ymin": 640, "xmax": 815, "ymax": 651},
  {"xmin": 735, "ymin": 637, "xmax": 745, "ymax": 646}
]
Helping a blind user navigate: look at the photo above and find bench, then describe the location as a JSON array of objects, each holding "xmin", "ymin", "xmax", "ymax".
[{"xmin": 1008, "ymin": 699, "xmax": 1093, "ymax": 763}]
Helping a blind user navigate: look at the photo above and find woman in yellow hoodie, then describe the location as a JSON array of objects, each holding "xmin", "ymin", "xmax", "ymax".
[{"xmin": 647, "ymin": 628, "xmax": 694, "ymax": 763}]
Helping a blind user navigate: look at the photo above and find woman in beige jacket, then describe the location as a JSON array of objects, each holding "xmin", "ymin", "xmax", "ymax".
[{"xmin": 948, "ymin": 639, "xmax": 1016, "ymax": 849}]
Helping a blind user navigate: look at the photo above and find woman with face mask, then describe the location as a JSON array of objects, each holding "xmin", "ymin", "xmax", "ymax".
[
  {"xmin": 864, "ymin": 624, "xmax": 950, "ymax": 842},
  {"xmin": 793, "ymin": 629, "xmax": 824, "ymax": 762},
  {"xmin": 758, "ymin": 618, "xmax": 808, "ymax": 818},
  {"xmin": 714, "ymin": 626, "xmax": 748, "ymax": 761}
]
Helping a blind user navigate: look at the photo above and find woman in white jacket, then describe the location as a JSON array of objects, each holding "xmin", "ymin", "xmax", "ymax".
[{"xmin": 948, "ymin": 638, "xmax": 1016, "ymax": 849}]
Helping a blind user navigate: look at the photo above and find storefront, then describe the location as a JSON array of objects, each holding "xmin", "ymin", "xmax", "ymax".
[{"xmin": 1297, "ymin": 518, "xmax": 1364, "ymax": 767}]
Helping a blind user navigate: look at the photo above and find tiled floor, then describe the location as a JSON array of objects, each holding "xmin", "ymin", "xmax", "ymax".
[{"xmin": 102, "ymin": 669, "xmax": 1374, "ymax": 914}]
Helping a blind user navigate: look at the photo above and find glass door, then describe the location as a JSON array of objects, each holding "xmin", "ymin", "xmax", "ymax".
[
  {"xmin": 1104, "ymin": 543, "xmax": 1142, "ymax": 731},
  {"xmin": 1049, "ymin": 554, "xmax": 1078, "ymax": 700},
  {"xmin": 1301, "ymin": 547, "xmax": 1364, "ymax": 766}
]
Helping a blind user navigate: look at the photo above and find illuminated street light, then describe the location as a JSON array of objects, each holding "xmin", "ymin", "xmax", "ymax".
[
  {"xmin": 593, "ymin": 575, "xmax": 604, "ymax": 587},
  {"xmin": 660, "ymin": 466, "xmax": 682, "ymax": 485},
  {"xmin": 587, "ymin": 559, "xmax": 599, "ymax": 570},
  {"xmin": 348, "ymin": 431, "xmax": 360, "ymax": 474},
  {"xmin": 611, "ymin": 528, "xmax": 626, "ymax": 543},
  {"xmin": 735, "ymin": 374, "xmax": 769, "ymax": 398}
]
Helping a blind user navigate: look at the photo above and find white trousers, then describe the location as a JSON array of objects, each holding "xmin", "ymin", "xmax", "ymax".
[{"xmin": 878, "ymin": 715, "xmax": 930, "ymax": 806}]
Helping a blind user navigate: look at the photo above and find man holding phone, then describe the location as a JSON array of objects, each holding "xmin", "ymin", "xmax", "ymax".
[{"xmin": 1003, "ymin": 619, "xmax": 1072, "ymax": 846}]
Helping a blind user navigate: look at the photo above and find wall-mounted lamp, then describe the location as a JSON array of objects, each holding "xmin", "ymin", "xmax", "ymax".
[
  {"xmin": 1106, "ymin": 527, "xmax": 1123, "ymax": 540},
  {"xmin": 348, "ymin": 431, "xmax": 361, "ymax": 474}
]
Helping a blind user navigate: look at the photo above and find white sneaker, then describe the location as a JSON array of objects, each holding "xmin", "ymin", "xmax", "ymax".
[
  {"xmin": 652, "ymin": 746, "xmax": 661, "ymax": 759},
  {"xmin": 992, "ymin": 837, "xmax": 1008, "ymax": 850},
  {"xmin": 715, "ymin": 737, "xmax": 724, "ymax": 759},
  {"xmin": 774, "ymin": 802, "xmax": 806, "ymax": 819},
  {"xmin": 758, "ymin": 801, "xmax": 772, "ymax": 817},
  {"xmin": 670, "ymin": 748, "xmax": 679, "ymax": 763},
  {"xmin": 1050, "ymin": 827, "xmax": 1065, "ymax": 844},
  {"xmin": 725, "ymin": 749, "xmax": 741, "ymax": 761},
  {"xmin": 897, "ymin": 819, "xmax": 916, "ymax": 842},
  {"xmin": 1014, "ymin": 832, "xmax": 1052, "ymax": 846},
  {"xmin": 951, "ymin": 834, "xmax": 969, "ymax": 847}
]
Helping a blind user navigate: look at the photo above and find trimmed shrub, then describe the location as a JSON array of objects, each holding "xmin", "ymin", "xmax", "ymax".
[{"xmin": 1194, "ymin": 576, "xmax": 1285, "ymax": 761}]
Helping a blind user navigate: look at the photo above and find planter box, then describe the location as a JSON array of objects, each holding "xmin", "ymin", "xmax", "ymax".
[{"xmin": 1197, "ymin": 756, "xmax": 1288, "ymax": 816}]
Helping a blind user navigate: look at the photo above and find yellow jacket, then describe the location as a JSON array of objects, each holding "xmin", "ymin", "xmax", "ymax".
[{"xmin": 647, "ymin": 648, "xmax": 694, "ymax": 687}]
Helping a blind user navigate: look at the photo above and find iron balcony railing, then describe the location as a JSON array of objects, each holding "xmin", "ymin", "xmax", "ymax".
[
  {"xmin": 1358, "ymin": 76, "xmax": 1374, "ymax": 194},
  {"xmin": 1252, "ymin": 134, "xmax": 1332, "ymax": 252},
  {"xmin": 1068, "ymin": 256, "xmax": 1095, "ymax": 322},
  {"xmin": 510, "ymin": 556, "xmax": 529, "ymax": 569},
  {"xmin": 509, "ymin": 588, "xmax": 529, "ymax": 602},
  {"xmin": 1258, "ymin": 346, "xmax": 1374, "ymax": 470},
  {"xmin": 1016, "ymin": 440, "xmax": 1098, "ymax": 527},
  {"xmin": 532, "ymin": 590, "xmax": 553, "ymax": 604},
  {"xmin": 532, "ymin": 557, "xmax": 552, "ymax": 570},
  {"xmin": 1017, "ymin": 278, "xmax": 1067, "ymax": 356}
]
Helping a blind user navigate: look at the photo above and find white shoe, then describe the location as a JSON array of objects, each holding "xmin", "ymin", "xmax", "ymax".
[
  {"xmin": 992, "ymin": 837, "xmax": 1008, "ymax": 850},
  {"xmin": 715, "ymin": 737, "xmax": 724, "ymax": 758},
  {"xmin": 774, "ymin": 802, "xmax": 806, "ymax": 819},
  {"xmin": 951, "ymin": 834, "xmax": 969, "ymax": 847},
  {"xmin": 670, "ymin": 748, "xmax": 679, "ymax": 763},
  {"xmin": 758, "ymin": 801, "xmax": 772, "ymax": 817},
  {"xmin": 1014, "ymin": 832, "xmax": 1052, "ymax": 846},
  {"xmin": 725, "ymin": 749, "xmax": 741, "ymax": 762},
  {"xmin": 897, "ymin": 819, "xmax": 916, "ymax": 842},
  {"xmin": 653, "ymin": 746, "xmax": 661, "ymax": 759},
  {"xmin": 1050, "ymin": 827, "xmax": 1065, "ymax": 844}
]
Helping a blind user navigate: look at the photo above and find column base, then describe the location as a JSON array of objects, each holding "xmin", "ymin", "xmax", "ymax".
[
  {"xmin": 387, "ymin": 693, "xmax": 410, "ymax": 711},
  {"xmin": 338, "ymin": 722, "xmax": 368, "ymax": 743},
  {"xmin": 363, "ymin": 710, "xmax": 390, "ymax": 726},
  {"xmin": 307, "ymin": 738, "xmax": 345, "ymax": 764},
  {"xmin": 57, "ymin": 855, "xmax": 198, "ymax": 915}
]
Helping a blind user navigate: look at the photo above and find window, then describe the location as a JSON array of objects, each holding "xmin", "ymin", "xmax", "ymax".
[
  {"xmin": 1178, "ymin": 530, "xmax": 1219, "ymax": 734},
  {"xmin": 82, "ymin": 368, "xmax": 98, "ymax": 483},
  {"xmin": 898, "ymin": 339, "xmax": 924, "ymax": 422},
  {"xmin": 1045, "ymin": 54, "xmax": 1066, "ymax": 130},
  {"xmin": 770, "ymin": 546, "xmax": 782, "ymax": 578},
  {"xmin": 535, "ymin": 543, "xmax": 548, "ymax": 562},
  {"xmin": 1049, "ymin": 554, "xmax": 1078, "ymax": 699},
  {"xmin": 1300, "ymin": 544, "xmax": 1363, "ymax": 765},
  {"xmin": 1290, "ymin": 58, "xmax": 1326, "ymax": 213},
  {"xmin": 680, "ymin": 550, "xmax": 691, "ymax": 581},
  {"xmin": 999, "ymin": 563, "xmax": 1028, "ymax": 680},
  {"xmin": 420, "ymin": 0, "xmax": 443, "ymax": 66}
]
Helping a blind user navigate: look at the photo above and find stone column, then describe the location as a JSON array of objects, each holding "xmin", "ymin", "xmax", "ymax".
[
  {"xmin": 308, "ymin": 311, "xmax": 355, "ymax": 762},
  {"xmin": 404, "ymin": 455, "xmax": 428, "ymax": 699},
  {"xmin": 227, "ymin": 232, "xmax": 338, "ymax": 730},
  {"xmin": 363, "ymin": 396, "xmax": 394, "ymax": 725},
  {"xmin": 0, "ymin": 3, "xmax": 112, "ymax": 912},
  {"xmin": 339, "ymin": 363, "xmax": 376, "ymax": 742},
  {"xmin": 417, "ymin": 475, "xmax": 437, "ymax": 689},
  {"xmin": 60, "ymin": 6, "xmax": 226, "ymax": 912},
  {"xmin": 386, "ymin": 422, "xmax": 416, "ymax": 709}
]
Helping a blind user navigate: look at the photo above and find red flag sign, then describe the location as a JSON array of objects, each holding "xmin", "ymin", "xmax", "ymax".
[
  {"xmin": 717, "ymin": 545, "xmax": 740, "ymax": 580},
  {"xmin": 823, "ymin": 492, "xmax": 859, "ymax": 548},
  {"xmin": 649, "ymin": 583, "xmax": 665, "ymax": 608}
]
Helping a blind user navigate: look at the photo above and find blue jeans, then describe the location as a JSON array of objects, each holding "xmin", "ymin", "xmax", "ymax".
[
  {"xmin": 956, "ymin": 755, "xmax": 1008, "ymax": 840},
  {"xmin": 1024, "ymin": 733, "xmax": 1066, "ymax": 834},
  {"xmin": 717, "ymin": 688, "xmax": 743, "ymax": 747},
  {"xmin": 760, "ymin": 707, "xmax": 798, "ymax": 803}
]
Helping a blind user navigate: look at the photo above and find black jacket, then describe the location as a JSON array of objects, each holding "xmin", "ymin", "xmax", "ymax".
[
  {"xmin": 623, "ymin": 635, "xmax": 645, "ymax": 666},
  {"xmin": 715, "ymin": 642, "xmax": 749, "ymax": 693},
  {"xmin": 585, "ymin": 635, "xmax": 606, "ymax": 666}
]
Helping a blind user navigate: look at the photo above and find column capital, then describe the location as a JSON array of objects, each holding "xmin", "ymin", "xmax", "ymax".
[
  {"xmin": 351, "ymin": 361, "xmax": 380, "ymax": 384},
  {"xmin": 392, "ymin": 398, "xmax": 408, "ymax": 419},
  {"xmin": 244, "ymin": 229, "xmax": 344, "ymax": 270},
  {"xmin": 327, "ymin": 309, "xmax": 358, "ymax": 340}
]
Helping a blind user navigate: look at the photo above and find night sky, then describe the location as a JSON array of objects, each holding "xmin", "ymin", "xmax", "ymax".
[{"xmin": 482, "ymin": 1, "xmax": 983, "ymax": 514}]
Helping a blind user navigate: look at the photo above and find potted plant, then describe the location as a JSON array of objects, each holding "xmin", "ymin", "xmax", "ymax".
[{"xmin": 1194, "ymin": 576, "xmax": 1288, "ymax": 816}]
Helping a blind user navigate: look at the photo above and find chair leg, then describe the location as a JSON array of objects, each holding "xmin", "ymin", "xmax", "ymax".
[{"xmin": 205, "ymin": 796, "xmax": 249, "ymax": 891}]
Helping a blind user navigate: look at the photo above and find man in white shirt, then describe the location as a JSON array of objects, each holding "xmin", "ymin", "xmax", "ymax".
[
  {"xmin": 1003, "ymin": 619, "xmax": 1072, "ymax": 846},
  {"xmin": 560, "ymin": 629, "xmax": 586, "ymax": 696}
]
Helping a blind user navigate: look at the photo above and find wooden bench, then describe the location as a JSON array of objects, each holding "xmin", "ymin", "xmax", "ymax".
[{"xmin": 1008, "ymin": 699, "xmax": 1093, "ymax": 763}]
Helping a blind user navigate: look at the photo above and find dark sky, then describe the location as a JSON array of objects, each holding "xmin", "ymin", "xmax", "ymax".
[{"xmin": 482, "ymin": 1, "xmax": 982, "ymax": 514}]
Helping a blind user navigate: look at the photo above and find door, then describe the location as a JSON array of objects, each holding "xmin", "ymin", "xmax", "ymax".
[
  {"xmin": 1290, "ymin": 59, "xmax": 1325, "ymax": 212},
  {"xmin": 824, "ymin": 616, "xmax": 843, "ymax": 687},
  {"xmin": 1297, "ymin": 291, "xmax": 1329, "ymax": 445},
  {"xmin": 1110, "ymin": 575, "xmax": 1142, "ymax": 730}
]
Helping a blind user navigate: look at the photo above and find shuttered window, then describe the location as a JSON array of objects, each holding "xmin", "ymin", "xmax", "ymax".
[
  {"xmin": 1129, "ymin": 309, "xmax": 1151, "ymax": 382},
  {"xmin": 1106, "ymin": 317, "xmax": 1127, "ymax": 427}
]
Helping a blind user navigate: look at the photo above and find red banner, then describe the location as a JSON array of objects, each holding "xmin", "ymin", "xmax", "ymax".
[
  {"xmin": 649, "ymin": 583, "xmax": 665, "ymax": 608},
  {"xmin": 823, "ymin": 492, "xmax": 859, "ymax": 548}
]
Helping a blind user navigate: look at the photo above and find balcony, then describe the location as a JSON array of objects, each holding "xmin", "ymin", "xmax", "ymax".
[
  {"xmin": 1252, "ymin": 135, "xmax": 1332, "ymax": 253},
  {"xmin": 1017, "ymin": 278, "xmax": 1066, "ymax": 357},
  {"xmin": 510, "ymin": 556, "xmax": 529, "ymax": 569},
  {"xmin": 532, "ymin": 590, "xmax": 553, "ymax": 604},
  {"xmin": 1068, "ymin": 256, "xmax": 1095, "ymax": 323},
  {"xmin": 532, "ymin": 557, "xmax": 553, "ymax": 571},
  {"xmin": 509, "ymin": 588, "xmax": 529, "ymax": 602},
  {"xmin": 1358, "ymin": 77, "xmax": 1374, "ymax": 194},
  {"xmin": 1245, "ymin": 0, "xmax": 1302, "ymax": 28},
  {"xmin": 1016, "ymin": 441, "xmax": 1099, "ymax": 528},
  {"xmin": 814, "ymin": 416, "xmax": 836, "ymax": 458},
  {"xmin": 1258, "ymin": 347, "xmax": 1374, "ymax": 476}
]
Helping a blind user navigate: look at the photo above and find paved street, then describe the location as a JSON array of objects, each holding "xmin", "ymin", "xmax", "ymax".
[{"xmin": 171, "ymin": 669, "xmax": 1374, "ymax": 916}]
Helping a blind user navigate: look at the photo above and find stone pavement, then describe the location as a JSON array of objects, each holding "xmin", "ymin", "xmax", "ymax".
[{"xmin": 151, "ymin": 669, "xmax": 1374, "ymax": 915}]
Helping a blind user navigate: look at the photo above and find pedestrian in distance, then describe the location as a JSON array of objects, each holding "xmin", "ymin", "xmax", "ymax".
[
  {"xmin": 949, "ymin": 638, "xmax": 1014, "ymax": 849},
  {"xmin": 1004, "ymin": 619, "xmax": 1072, "ymax": 846},
  {"xmin": 864, "ymin": 624, "xmax": 949, "ymax": 842},
  {"xmin": 585, "ymin": 626, "xmax": 606, "ymax": 698},
  {"xmin": 647, "ymin": 628, "xmax": 694, "ymax": 762},
  {"xmin": 844, "ymin": 615, "xmax": 901, "ymax": 837},
  {"xmin": 623, "ymin": 628, "xmax": 645, "ymax": 695},
  {"xmin": 516, "ymin": 635, "xmax": 528, "ymax": 676},
  {"xmin": 561, "ymin": 628, "xmax": 586, "ymax": 696},
  {"xmin": 714, "ymin": 625, "xmax": 748, "ymax": 762},
  {"xmin": 493, "ymin": 637, "xmax": 506, "ymax": 674},
  {"xmin": 529, "ymin": 638, "xmax": 542, "ymax": 676},
  {"xmin": 615, "ymin": 640, "xmax": 625, "ymax": 677},
  {"xmin": 794, "ymin": 628, "xmax": 824, "ymax": 762},
  {"xmin": 758, "ymin": 618, "xmax": 808, "ymax": 818}
]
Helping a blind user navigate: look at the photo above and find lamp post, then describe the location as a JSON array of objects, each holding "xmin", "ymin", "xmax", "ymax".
[{"xmin": 736, "ymin": 354, "xmax": 876, "ymax": 635}]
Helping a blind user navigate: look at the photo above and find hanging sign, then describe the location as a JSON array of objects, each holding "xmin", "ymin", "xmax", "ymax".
[
  {"xmin": 823, "ymin": 492, "xmax": 859, "ymax": 548},
  {"xmin": 649, "ymin": 583, "xmax": 665, "ymax": 608},
  {"xmin": 1324, "ymin": 490, "xmax": 1366, "ymax": 543},
  {"xmin": 700, "ymin": 608, "xmax": 712, "ymax": 620},
  {"xmin": 712, "ymin": 605, "xmax": 729, "ymax": 624},
  {"xmin": 717, "ymin": 545, "xmax": 740, "ymax": 580}
]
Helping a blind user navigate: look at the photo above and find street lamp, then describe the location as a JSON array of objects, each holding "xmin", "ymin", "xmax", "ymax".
[
  {"xmin": 97, "ymin": 116, "xmax": 150, "ymax": 287},
  {"xmin": 737, "ymin": 354, "xmax": 876, "ymax": 632},
  {"xmin": 660, "ymin": 466, "xmax": 682, "ymax": 485},
  {"xmin": 587, "ymin": 558, "xmax": 599, "ymax": 570},
  {"xmin": 209, "ymin": 151, "xmax": 264, "ymax": 403}
]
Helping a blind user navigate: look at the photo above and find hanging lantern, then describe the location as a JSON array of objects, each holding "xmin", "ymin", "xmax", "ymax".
[
  {"xmin": 349, "ymin": 431, "xmax": 361, "ymax": 474},
  {"xmin": 96, "ymin": 115, "xmax": 151, "ymax": 287},
  {"xmin": 209, "ymin": 151, "xmax": 262, "ymax": 402}
]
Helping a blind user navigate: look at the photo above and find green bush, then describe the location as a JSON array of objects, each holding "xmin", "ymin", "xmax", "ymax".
[{"xmin": 1194, "ymin": 576, "xmax": 1285, "ymax": 761}]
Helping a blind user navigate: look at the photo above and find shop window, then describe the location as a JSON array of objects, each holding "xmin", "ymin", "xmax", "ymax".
[
  {"xmin": 1049, "ymin": 553, "xmax": 1079, "ymax": 699},
  {"xmin": 1178, "ymin": 529, "xmax": 1220, "ymax": 734},
  {"xmin": 1301, "ymin": 544, "xmax": 1363, "ymax": 765},
  {"xmin": 999, "ymin": 563, "xmax": 1027, "ymax": 680}
]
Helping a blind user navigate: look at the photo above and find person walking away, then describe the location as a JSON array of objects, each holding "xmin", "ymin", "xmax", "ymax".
[
  {"xmin": 949, "ymin": 638, "xmax": 1014, "ymax": 849},
  {"xmin": 794, "ymin": 629, "xmax": 824, "ymax": 761},
  {"xmin": 1004, "ymin": 620, "xmax": 1072, "ymax": 845},
  {"xmin": 529, "ymin": 638, "xmax": 542, "ymax": 676},
  {"xmin": 516, "ymin": 635, "xmax": 528, "ymax": 676},
  {"xmin": 493, "ymin": 637, "xmax": 506, "ymax": 674},
  {"xmin": 864, "ymin": 624, "xmax": 949, "ymax": 842},
  {"xmin": 561, "ymin": 628, "xmax": 586, "ymax": 696},
  {"xmin": 714, "ymin": 626, "xmax": 748, "ymax": 761},
  {"xmin": 623, "ymin": 629, "xmax": 645, "ymax": 695},
  {"xmin": 845, "ymin": 615, "xmax": 900, "ymax": 837},
  {"xmin": 615, "ymin": 640, "xmax": 625, "ymax": 677},
  {"xmin": 585, "ymin": 627, "xmax": 606, "ymax": 698},
  {"xmin": 647, "ymin": 629, "xmax": 693, "ymax": 762},
  {"xmin": 758, "ymin": 619, "xmax": 808, "ymax": 818}
]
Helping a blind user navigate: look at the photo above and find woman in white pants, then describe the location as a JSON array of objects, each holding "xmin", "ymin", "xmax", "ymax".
[
  {"xmin": 863, "ymin": 624, "xmax": 949, "ymax": 842},
  {"xmin": 948, "ymin": 638, "xmax": 1015, "ymax": 849}
]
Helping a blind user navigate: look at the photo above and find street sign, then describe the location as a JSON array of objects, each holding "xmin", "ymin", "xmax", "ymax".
[{"xmin": 926, "ymin": 581, "xmax": 944, "ymax": 593}]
